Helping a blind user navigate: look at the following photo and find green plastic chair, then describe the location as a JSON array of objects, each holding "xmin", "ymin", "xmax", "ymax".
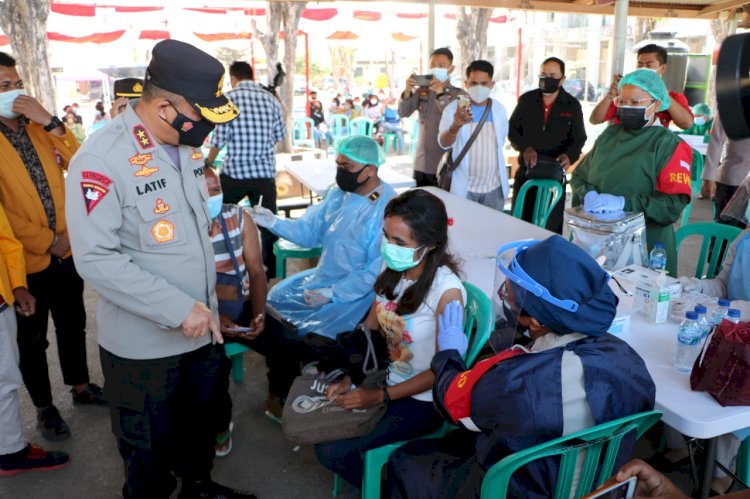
[
  {"xmin": 738, "ymin": 435, "xmax": 750, "ymax": 489},
  {"xmin": 680, "ymin": 148, "xmax": 705, "ymax": 227},
  {"xmin": 292, "ymin": 117, "xmax": 316, "ymax": 149},
  {"xmin": 675, "ymin": 222, "xmax": 742, "ymax": 279},
  {"xmin": 409, "ymin": 117, "xmax": 420, "ymax": 160},
  {"xmin": 224, "ymin": 342, "xmax": 252, "ymax": 383},
  {"xmin": 511, "ymin": 179, "xmax": 564, "ymax": 229},
  {"xmin": 332, "ymin": 281, "xmax": 495, "ymax": 498},
  {"xmin": 480, "ymin": 411, "xmax": 662, "ymax": 499},
  {"xmin": 350, "ymin": 117, "xmax": 375, "ymax": 137},
  {"xmin": 383, "ymin": 133, "xmax": 399, "ymax": 154},
  {"xmin": 273, "ymin": 239, "xmax": 322, "ymax": 279},
  {"xmin": 331, "ymin": 115, "xmax": 351, "ymax": 151}
]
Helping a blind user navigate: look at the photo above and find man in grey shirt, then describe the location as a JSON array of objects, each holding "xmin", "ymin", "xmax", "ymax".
[
  {"xmin": 66, "ymin": 40, "xmax": 254, "ymax": 498},
  {"xmin": 399, "ymin": 47, "xmax": 465, "ymax": 187},
  {"xmin": 702, "ymin": 111, "xmax": 750, "ymax": 229}
]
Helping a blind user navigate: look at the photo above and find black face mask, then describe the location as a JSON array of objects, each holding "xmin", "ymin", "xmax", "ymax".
[
  {"xmin": 617, "ymin": 105, "xmax": 651, "ymax": 131},
  {"xmin": 336, "ymin": 165, "xmax": 368, "ymax": 192},
  {"xmin": 539, "ymin": 77, "xmax": 561, "ymax": 94},
  {"xmin": 164, "ymin": 103, "xmax": 215, "ymax": 147}
]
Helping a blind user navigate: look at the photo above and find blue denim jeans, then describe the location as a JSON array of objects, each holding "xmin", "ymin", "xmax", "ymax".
[{"xmin": 467, "ymin": 186, "xmax": 505, "ymax": 212}]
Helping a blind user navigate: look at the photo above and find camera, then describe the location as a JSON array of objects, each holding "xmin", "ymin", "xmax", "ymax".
[{"xmin": 717, "ymin": 32, "xmax": 750, "ymax": 139}]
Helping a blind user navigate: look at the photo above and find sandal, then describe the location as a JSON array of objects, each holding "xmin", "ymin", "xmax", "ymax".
[{"xmin": 215, "ymin": 422, "xmax": 234, "ymax": 458}]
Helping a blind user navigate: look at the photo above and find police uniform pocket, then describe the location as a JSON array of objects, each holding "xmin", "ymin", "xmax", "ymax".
[{"xmin": 134, "ymin": 193, "xmax": 184, "ymax": 249}]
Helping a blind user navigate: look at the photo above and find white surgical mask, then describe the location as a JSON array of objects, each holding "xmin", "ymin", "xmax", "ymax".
[
  {"xmin": 429, "ymin": 67, "xmax": 449, "ymax": 83},
  {"xmin": 467, "ymin": 85, "xmax": 491, "ymax": 103},
  {"xmin": 694, "ymin": 117, "xmax": 706, "ymax": 126},
  {"xmin": 0, "ymin": 89, "xmax": 27, "ymax": 119},
  {"xmin": 641, "ymin": 67, "xmax": 660, "ymax": 74}
]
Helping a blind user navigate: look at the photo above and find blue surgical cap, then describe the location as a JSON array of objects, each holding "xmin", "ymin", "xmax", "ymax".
[
  {"xmin": 336, "ymin": 136, "xmax": 385, "ymax": 167},
  {"xmin": 618, "ymin": 69, "xmax": 671, "ymax": 112},
  {"xmin": 512, "ymin": 235, "xmax": 618, "ymax": 336}
]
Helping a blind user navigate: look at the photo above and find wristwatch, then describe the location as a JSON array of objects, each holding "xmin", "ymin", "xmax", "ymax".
[{"xmin": 43, "ymin": 116, "xmax": 63, "ymax": 132}]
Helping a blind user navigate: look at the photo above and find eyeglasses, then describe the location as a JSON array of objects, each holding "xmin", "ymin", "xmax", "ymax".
[{"xmin": 613, "ymin": 97, "xmax": 655, "ymax": 108}]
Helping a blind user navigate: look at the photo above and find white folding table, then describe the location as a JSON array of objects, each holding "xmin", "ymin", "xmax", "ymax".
[
  {"xmin": 422, "ymin": 187, "xmax": 750, "ymax": 498},
  {"xmin": 282, "ymin": 159, "xmax": 416, "ymax": 197}
]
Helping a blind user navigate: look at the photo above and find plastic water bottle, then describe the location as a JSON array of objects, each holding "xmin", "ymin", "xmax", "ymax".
[
  {"xmin": 709, "ymin": 298, "xmax": 731, "ymax": 326},
  {"xmin": 674, "ymin": 311, "xmax": 702, "ymax": 373},
  {"xmin": 727, "ymin": 309, "xmax": 742, "ymax": 324},
  {"xmin": 649, "ymin": 242, "xmax": 667, "ymax": 271},
  {"xmin": 693, "ymin": 305, "xmax": 710, "ymax": 337}
]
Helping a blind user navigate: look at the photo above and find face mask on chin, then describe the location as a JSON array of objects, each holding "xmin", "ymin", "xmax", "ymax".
[{"xmin": 0, "ymin": 89, "xmax": 28, "ymax": 119}]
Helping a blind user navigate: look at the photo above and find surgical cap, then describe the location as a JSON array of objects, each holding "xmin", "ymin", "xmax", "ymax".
[
  {"xmin": 692, "ymin": 103, "xmax": 712, "ymax": 117},
  {"xmin": 336, "ymin": 136, "xmax": 385, "ymax": 167},
  {"xmin": 512, "ymin": 235, "xmax": 618, "ymax": 336},
  {"xmin": 618, "ymin": 69, "xmax": 671, "ymax": 112}
]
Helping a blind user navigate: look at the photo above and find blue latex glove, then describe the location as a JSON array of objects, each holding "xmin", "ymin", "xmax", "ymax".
[
  {"xmin": 303, "ymin": 288, "xmax": 332, "ymax": 307},
  {"xmin": 583, "ymin": 191, "xmax": 599, "ymax": 211},
  {"xmin": 438, "ymin": 300, "xmax": 467, "ymax": 357},
  {"xmin": 585, "ymin": 193, "xmax": 625, "ymax": 213}
]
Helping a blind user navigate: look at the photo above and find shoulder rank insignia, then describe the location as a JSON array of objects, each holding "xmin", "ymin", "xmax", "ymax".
[
  {"xmin": 153, "ymin": 198, "xmax": 170, "ymax": 215},
  {"xmin": 132, "ymin": 125, "xmax": 155, "ymax": 149}
]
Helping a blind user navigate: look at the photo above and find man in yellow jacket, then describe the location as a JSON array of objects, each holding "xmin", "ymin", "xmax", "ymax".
[
  {"xmin": 0, "ymin": 52, "xmax": 104, "ymax": 442},
  {"xmin": 0, "ymin": 203, "xmax": 70, "ymax": 475}
]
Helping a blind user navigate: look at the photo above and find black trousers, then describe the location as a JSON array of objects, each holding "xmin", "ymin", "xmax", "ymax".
[
  {"xmin": 100, "ymin": 343, "xmax": 223, "ymax": 499},
  {"xmin": 714, "ymin": 182, "xmax": 748, "ymax": 229},
  {"xmin": 512, "ymin": 166, "xmax": 565, "ymax": 234},
  {"xmin": 413, "ymin": 171, "xmax": 438, "ymax": 188},
  {"xmin": 220, "ymin": 174, "xmax": 278, "ymax": 280},
  {"xmin": 16, "ymin": 256, "xmax": 89, "ymax": 408}
]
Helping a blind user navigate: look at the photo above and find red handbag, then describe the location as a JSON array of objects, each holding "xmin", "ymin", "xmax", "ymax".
[{"xmin": 690, "ymin": 320, "xmax": 750, "ymax": 407}]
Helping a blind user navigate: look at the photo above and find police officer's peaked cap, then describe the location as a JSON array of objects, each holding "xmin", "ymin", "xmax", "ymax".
[
  {"xmin": 146, "ymin": 40, "xmax": 239, "ymax": 124},
  {"xmin": 114, "ymin": 78, "xmax": 144, "ymax": 98}
]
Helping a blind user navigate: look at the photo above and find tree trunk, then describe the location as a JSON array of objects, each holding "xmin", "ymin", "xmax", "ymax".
[
  {"xmin": 634, "ymin": 18, "xmax": 658, "ymax": 44},
  {"xmin": 329, "ymin": 46, "xmax": 356, "ymax": 92},
  {"xmin": 250, "ymin": 4, "xmax": 282, "ymax": 86},
  {"xmin": 0, "ymin": 0, "xmax": 56, "ymax": 114},
  {"xmin": 278, "ymin": 2, "xmax": 306, "ymax": 152},
  {"xmin": 456, "ymin": 7, "xmax": 492, "ymax": 69}
]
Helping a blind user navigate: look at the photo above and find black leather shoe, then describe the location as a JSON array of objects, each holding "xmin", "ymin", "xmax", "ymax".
[
  {"xmin": 37, "ymin": 406, "xmax": 70, "ymax": 441},
  {"xmin": 71, "ymin": 383, "xmax": 108, "ymax": 406},
  {"xmin": 179, "ymin": 480, "xmax": 256, "ymax": 499}
]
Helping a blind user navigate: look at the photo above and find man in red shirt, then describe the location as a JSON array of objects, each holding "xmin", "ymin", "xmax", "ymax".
[{"xmin": 589, "ymin": 44, "xmax": 694, "ymax": 130}]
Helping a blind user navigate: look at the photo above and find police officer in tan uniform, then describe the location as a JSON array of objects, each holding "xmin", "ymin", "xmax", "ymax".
[{"xmin": 65, "ymin": 40, "xmax": 255, "ymax": 499}]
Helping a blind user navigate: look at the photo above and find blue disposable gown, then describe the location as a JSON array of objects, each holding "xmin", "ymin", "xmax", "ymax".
[
  {"xmin": 388, "ymin": 333, "xmax": 656, "ymax": 498},
  {"xmin": 267, "ymin": 183, "xmax": 396, "ymax": 339},
  {"xmin": 728, "ymin": 232, "xmax": 750, "ymax": 301}
]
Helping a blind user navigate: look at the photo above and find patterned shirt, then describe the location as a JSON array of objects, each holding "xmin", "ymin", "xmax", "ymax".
[
  {"xmin": 0, "ymin": 119, "xmax": 56, "ymax": 231},
  {"xmin": 210, "ymin": 81, "xmax": 285, "ymax": 180}
]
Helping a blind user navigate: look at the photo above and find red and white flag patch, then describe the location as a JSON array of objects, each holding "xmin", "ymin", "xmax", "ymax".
[{"xmin": 80, "ymin": 171, "xmax": 112, "ymax": 215}]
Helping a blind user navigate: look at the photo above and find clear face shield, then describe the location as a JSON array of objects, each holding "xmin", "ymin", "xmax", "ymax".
[{"xmin": 490, "ymin": 240, "xmax": 583, "ymax": 352}]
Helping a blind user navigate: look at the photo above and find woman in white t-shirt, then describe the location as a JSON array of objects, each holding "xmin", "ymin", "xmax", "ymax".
[{"xmin": 315, "ymin": 189, "xmax": 467, "ymax": 489}]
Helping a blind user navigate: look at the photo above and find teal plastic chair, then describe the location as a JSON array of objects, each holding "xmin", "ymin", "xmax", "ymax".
[
  {"xmin": 511, "ymin": 179, "xmax": 564, "ymax": 229},
  {"xmin": 680, "ymin": 148, "xmax": 705, "ymax": 227},
  {"xmin": 331, "ymin": 115, "xmax": 351, "ymax": 150},
  {"xmin": 739, "ymin": 435, "xmax": 750, "ymax": 489},
  {"xmin": 224, "ymin": 342, "xmax": 252, "ymax": 383},
  {"xmin": 480, "ymin": 411, "xmax": 662, "ymax": 499},
  {"xmin": 273, "ymin": 239, "xmax": 322, "ymax": 279},
  {"xmin": 675, "ymin": 222, "xmax": 742, "ymax": 279},
  {"xmin": 383, "ymin": 133, "xmax": 399, "ymax": 154},
  {"xmin": 292, "ymin": 117, "xmax": 316, "ymax": 149},
  {"xmin": 409, "ymin": 117, "xmax": 420, "ymax": 160},
  {"xmin": 332, "ymin": 281, "xmax": 495, "ymax": 498},
  {"xmin": 350, "ymin": 117, "xmax": 375, "ymax": 137}
]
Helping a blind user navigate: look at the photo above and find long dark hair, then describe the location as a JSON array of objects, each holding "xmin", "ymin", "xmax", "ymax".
[{"xmin": 374, "ymin": 190, "xmax": 460, "ymax": 315}]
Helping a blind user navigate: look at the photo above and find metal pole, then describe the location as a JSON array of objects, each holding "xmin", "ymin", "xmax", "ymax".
[
  {"xmin": 612, "ymin": 0, "xmax": 629, "ymax": 75},
  {"xmin": 428, "ymin": 0, "xmax": 436, "ymax": 54},
  {"xmin": 305, "ymin": 31, "xmax": 310, "ymax": 97}
]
